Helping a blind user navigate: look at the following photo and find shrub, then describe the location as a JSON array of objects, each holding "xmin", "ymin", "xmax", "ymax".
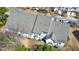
[
  {"xmin": 64, "ymin": 36, "xmax": 70, "ymax": 47},
  {"xmin": 37, "ymin": 44, "xmax": 58, "ymax": 51},
  {"xmin": 74, "ymin": 16, "xmax": 79, "ymax": 20},
  {"xmin": 15, "ymin": 45, "xmax": 30, "ymax": 51},
  {"xmin": 0, "ymin": 33, "xmax": 9, "ymax": 42},
  {"xmin": 67, "ymin": 36, "xmax": 70, "ymax": 42},
  {"xmin": 0, "ymin": 7, "xmax": 8, "ymax": 27},
  {"xmin": 15, "ymin": 44, "xmax": 58, "ymax": 51}
]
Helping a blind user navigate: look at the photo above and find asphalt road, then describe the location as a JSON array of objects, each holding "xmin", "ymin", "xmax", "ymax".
[{"xmin": 73, "ymin": 30, "xmax": 79, "ymax": 41}]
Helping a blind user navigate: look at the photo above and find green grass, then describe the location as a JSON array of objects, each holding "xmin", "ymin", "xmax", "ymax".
[
  {"xmin": 0, "ymin": 33, "xmax": 9, "ymax": 42},
  {"xmin": 0, "ymin": 7, "xmax": 8, "ymax": 14},
  {"xmin": 0, "ymin": 7, "xmax": 8, "ymax": 27},
  {"xmin": 67, "ymin": 36, "xmax": 70, "ymax": 42},
  {"xmin": 15, "ymin": 44, "xmax": 58, "ymax": 51},
  {"xmin": 15, "ymin": 45, "xmax": 30, "ymax": 51},
  {"xmin": 36, "ymin": 44, "xmax": 58, "ymax": 51},
  {"xmin": 0, "ymin": 33, "xmax": 16, "ymax": 50},
  {"xmin": 64, "ymin": 36, "xmax": 70, "ymax": 47},
  {"xmin": 74, "ymin": 16, "xmax": 79, "ymax": 20}
]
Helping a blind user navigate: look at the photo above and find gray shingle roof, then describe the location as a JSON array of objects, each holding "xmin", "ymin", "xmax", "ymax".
[
  {"xmin": 47, "ymin": 21, "xmax": 69, "ymax": 43},
  {"xmin": 33, "ymin": 15, "xmax": 52, "ymax": 33},
  {"xmin": 6, "ymin": 8, "xmax": 69, "ymax": 43},
  {"xmin": 6, "ymin": 8, "xmax": 37, "ymax": 33}
]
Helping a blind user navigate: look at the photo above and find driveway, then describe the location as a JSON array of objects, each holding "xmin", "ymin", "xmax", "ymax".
[
  {"xmin": 73, "ymin": 30, "xmax": 79, "ymax": 41},
  {"xmin": 64, "ymin": 27, "xmax": 79, "ymax": 51}
]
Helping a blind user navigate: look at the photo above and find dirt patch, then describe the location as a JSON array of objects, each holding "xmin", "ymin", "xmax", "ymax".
[
  {"xmin": 64, "ymin": 27, "xmax": 79, "ymax": 51},
  {"xmin": 20, "ymin": 37, "xmax": 45, "ymax": 49}
]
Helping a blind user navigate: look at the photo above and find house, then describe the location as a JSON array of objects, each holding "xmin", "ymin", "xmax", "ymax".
[
  {"xmin": 5, "ymin": 8, "xmax": 69, "ymax": 44},
  {"xmin": 76, "ymin": 8, "xmax": 79, "ymax": 12},
  {"xmin": 71, "ymin": 12, "xmax": 76, "ymax": 17},
  {"xmin": 66, "ymin": 11, "xmax": 71, "ymax": 17},
  {"xmin": 54, "ymin": 7, "xmax": 58, "ymax": 12}
]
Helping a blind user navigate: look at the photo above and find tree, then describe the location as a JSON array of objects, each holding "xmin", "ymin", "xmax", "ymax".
[
  {"xmin": 0, "ymin": 7, "xmax": 8, "ymax": 27},
  {"xmin": 37, "ymin": 44, "xmax": 58, "ymax": 51}
]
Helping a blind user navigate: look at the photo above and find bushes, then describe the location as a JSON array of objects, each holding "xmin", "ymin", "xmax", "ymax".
[
  {"xmin": 74, "ymin": 16, "xmax": 79, "ymax": 19},
  {"xmin": 15, "ymin": 45, "xmax": 30, "ymax": 51},
  {"xmin": 0, "ymin": 7, "xmax": 8, "ymax": 27},
  {"xmin": 67, "ymin": 36, "xmax": 70, "ymax": 42},
  {"xmin": 0, "ymin": 7, "xmax": 8, "ymax": 14},
  {"xmin": 37, "ymin": 44, "xmax": 58, "ymax": 51},
  {"xmin": 0, "ymin": 33, "xmax": 9, "ymax": 42},
  {"xmin": 15, "ymin": 44, "xmax": 58, "ymax": 51},
  {"xmin": 64, "ymin": 36, "xmax": 70, "ymax": 47}
]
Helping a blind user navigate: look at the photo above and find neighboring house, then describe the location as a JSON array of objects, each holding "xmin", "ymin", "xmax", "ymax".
[
  {"xmin": 66, "ymin": 11, "xmax": 71, "ymax": 17},
  {"xmin": 76, "ymin": 8, "xmax": 79, "ymax": 12},
  {"xmin": 54, "ymin": 7, "xmax": 59, "ymax": 12},
  {"xmin": 55, "ymin": 7, "xmax": 78, "ymax": 17},
  {"xmin": 71, "ymin": 12, "xmax": 76, "ymax": 17},
  {"xmin": 58, "ymin": 10, "xmax": 62, "ymax": 15},
  {"xmin": 49, "ymin": 7, "xmax": 54, "ymax": 12},
  {"xmin": 66, "ymin": 11, "xmax": 76, "ymax": 17}
]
